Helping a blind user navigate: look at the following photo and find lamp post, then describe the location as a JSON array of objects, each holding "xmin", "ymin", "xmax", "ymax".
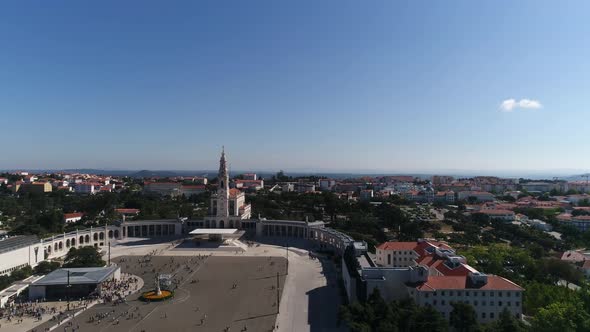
[
  {"xmin": 66, "ymin": 270, "xmax": 71, "ymax": 312},
  {"xmin": 285, "ymin": 240, "xmax": 289, "ymax": 275},
  {"xmin": 276, "ymin": 272, "xmax": 280, "ymax": 314}
]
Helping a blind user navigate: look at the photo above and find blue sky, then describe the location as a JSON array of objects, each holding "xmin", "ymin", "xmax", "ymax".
[{"xmin": 1, "ymin": 1, "xmax": 589, "ymax": 174}]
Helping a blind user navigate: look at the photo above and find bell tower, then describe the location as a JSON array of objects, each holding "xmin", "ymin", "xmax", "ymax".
[{"xmin": 216, "ymin": 146, "xmax": 230, "ymax": 221}]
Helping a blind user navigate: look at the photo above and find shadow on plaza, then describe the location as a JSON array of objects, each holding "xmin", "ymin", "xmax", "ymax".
[
  {"xmin": 253, "ymin": 236, "xmax": 347, "ymax": 331},
  {"xmin": 307, "ymin": 255, "xmax": 347, "ymax": 332},
  {"xmin": 115, "ymin": 236, "xmax": 180, "ymax": 246},
  {"xmin": 252, "ymin": 236, "xmax": 321, "ymax": 253}
]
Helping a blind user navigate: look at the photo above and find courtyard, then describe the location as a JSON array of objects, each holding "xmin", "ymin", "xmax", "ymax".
[{"xmin": 30, "ymin": 255, "xmax": 287, "ymax": 332}]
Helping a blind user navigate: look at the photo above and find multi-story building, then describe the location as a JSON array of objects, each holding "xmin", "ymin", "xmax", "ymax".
[
  {"xmin": 409, "ymin": 273, "xmax": 523, "ymax": 323},
  {"xmin": 74, "ymin": 182, "xmax": 99, "ymax": 195},
  {"xmin": 143, "ymin": 182, "xmax": 182, "ymax": 196},
  {"xmin": 521, "ymin": 181, "xmax": 567, "ymax": 193},
  {"xmin": 480, "ymin": 209, "xmax": 515, "ymax": 221},
  {"xmin": 281, "ymin": 183, "xmax": 295, "ymax": 192},
  {"xmin": 568, "ymin": 181, "xmax": 590, "ymax": 193},
  {"xmin": 360, "ymin": 239, "xmax": 524, "ymax": 323},
  {"xmin": 457, "ymin": 191, "xmax": 495, "ymax": 202},
  {"xmin": 234, "ymin": 179, "xmax": 264, "ymax": 191},
  {"xmin": 565, "ymin": 215, "xmax": 590, "ymax": 232},
  {"xmin": 17, "ymin": 182, "xmax": 52, "ymax": 194},
  {"xmin": 204, "ymin": 149, "xmax": 252, "ymax": 229},
  {"xmin": 360, "ymin": 189, "xmax": 374, "ymax": 201},
  {"xmin": 318, "ymin": 179, "xmax": 336, "ymax": 191},
  {"xmin": 376, "ymin": 240, "xmax": 453, "ymax": 268},
  {"xmin": 434, "ymin": 190, "xmax": 455, "ymax": 203},
  {"xmin": 242, "ymin": 173, "xmax": 257, "ymax": 180},
  {"xmin": 432, "ymin": 175, "xmax": 455, "ymax": 185},
  {"xmin": 179, "ymin": 185, "xmax": 206, "ymax": 196},
  {"xmin": 24, "ymin": 175, "xmax": 38, "ymax": 183},
  {"xmin": 296, "ymin": 183, "xmax": 316, "ymax": 193}
]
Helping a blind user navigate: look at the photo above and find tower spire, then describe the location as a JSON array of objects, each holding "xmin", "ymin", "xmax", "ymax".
[{"xmin": 219, "ymin": 146, "xmax": 227, "ymax": 177}]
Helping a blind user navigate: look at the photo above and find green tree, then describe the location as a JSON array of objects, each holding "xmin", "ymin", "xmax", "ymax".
[
  {"xmin": 450, "ymin": 302, "xmax": 478, "ymax": 332},
  {"xmin": 542, "ymin": 258, "xmax": 583, "ymax": 285},
  {"xmin": 412, "ymin": 305, "xmax": 448, "ymax": 332},
  {"xmin": 531, "ymin": 301, "xmax": 590, "ymax": 332},
  {"xmin": 10, "ymin": 265, "xmax": 33, "ymax": 281},
  {"xmin": 63, "ymin": 246, "xmax": 105, "ymax": 268},
  {"xmin": 523, "ymin": 281, "xmax": 578, "ymax": 315},
  {"xmin": 34, "ymin": 261, "xmax": 61, "ymax": 274},
  {"xmin": 488, "ymin": 308, "xmax": 524, "ymax": 332}
]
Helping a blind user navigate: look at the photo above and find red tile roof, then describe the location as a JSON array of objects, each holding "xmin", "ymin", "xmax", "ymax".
[
  {"xmin": 64, "ymin": 212, "xmax": 84, "ymax": 219},
  {"xmin": 181, "ymin": 185, "xmax": 206, "ymax": 189},
  {"xmin": 377, "ymin": 240, "xmax": 451, "ymax": 256},
  {"xmin": 377, "ymin": 242, "xmax": 418, "ymax": 251},
  {"xmin": 115, "ymin": 208, "xmax": 140, "ymax": 214},
  {"xmin": 480, "ymin": 209, "xmax": 514, "ymax": 215},
  {"xmin": 435, "ymin": 262, "xmax": 479, "ymax": 277},
  {"xmin": 229, "ymin": 188, "xmax": 242, "ymax": 197},
  {"xmin": 415, "ymin": 275, "xmax": 523, "ymax": 291}
]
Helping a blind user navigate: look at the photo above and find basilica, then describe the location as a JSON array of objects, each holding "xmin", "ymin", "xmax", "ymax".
[{"xmin": 203, "ymin": 148, "xmax": 252, "ymax": 228}]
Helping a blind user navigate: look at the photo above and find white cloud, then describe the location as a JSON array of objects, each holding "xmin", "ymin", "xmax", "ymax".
[{"xmin": 499, "ymin": 98, "xmax": 543, "ymax": 112}]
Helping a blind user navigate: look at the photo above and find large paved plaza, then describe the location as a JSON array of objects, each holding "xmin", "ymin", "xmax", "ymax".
[
  {"xmin": 17, "ymin": 237, "xmax": 345, "ymax": 332},
  {"xmin": 30, "ymin": 255, "xmax": 287, "ymax": 332}
]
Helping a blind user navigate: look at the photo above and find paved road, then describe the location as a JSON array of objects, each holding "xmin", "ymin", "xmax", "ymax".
[{"xmin": 277, "ymin": 248, "xmax": 347, "ymax": 332}]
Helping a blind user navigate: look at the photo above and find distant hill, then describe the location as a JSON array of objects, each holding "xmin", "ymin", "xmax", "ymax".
[{"xmin": 130, "ymin": 170, "xmax": 180, "ymax": 178}]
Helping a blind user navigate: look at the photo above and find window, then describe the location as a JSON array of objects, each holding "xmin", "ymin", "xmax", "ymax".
[
  {"xmin": 441, "ymin": 300, "xmax": 445, "ymax": 305},
  {"xmin": 474, "ymin": 301, "xmax": 478, "ymax": 306},
  {"xmin": 450, "ymin": 291, "xmax": 454, "ymax": 296},
  {"xmin": 507, "ymin": 302, "xmax": 511, "ymax": 307},
  {"xmin": 433, "ymin": 292, "xmax": 437, "ymax": 296},
  {"xmin": 466, "ymin": 291, "xmax": 470, "ymax": 296},
  {"xmin": 490, "ymin": 301, "xmax": 494, "ymax": 306},
  {"xmin": 433, "ymin": 300, "xmax": 437, "ymax": 305},
  {"xmin": 516, "ymin": 302, "xmax": 520, "ymax": 307},
  {"xmin": 482, "ymin": 301, "xmax": 486, "ymax": 306},
  {"xmin": 425, "ymin": 293, "xmax": 429, "ymax": 298},
  {"xmin": 490, "ymin": 292, "xmax": 494, "ymax": 297},
  {"xmin": 457, "ymin": 291, "xmax": 462, "ymax": 296},
  {"xmin": 498, "ymin": 301, "xmax": 503, "ymax": 306},
  {"xmin": 507, "ymin": 292, "xmax": 511, "ymax": 297},
  {"xmin": 490, "ymin": 312, "xmax": 495, "ymax": 319},
  {"xmin": 482, "ymin": 312, "xmax": 486, "ymax": 319},
  {"xmin": 499, "ymin": 291, "xmax": 503, "ymax": 297},
  {"xmin": 441, "ymin": 291, "xmax": 446, "ymax": 296}
]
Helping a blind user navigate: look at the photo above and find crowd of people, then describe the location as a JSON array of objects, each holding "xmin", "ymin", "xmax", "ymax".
[
  {"xmin": 0, "ymin": 298, "xmax": 91, "ymax": 330},
  {"xmin": 0, "ymin": 300, "xmax": 54, "ymax": 324},
  {"xmin": 97, "ymin": 273, "xmax": 140, "ymax": 304}
]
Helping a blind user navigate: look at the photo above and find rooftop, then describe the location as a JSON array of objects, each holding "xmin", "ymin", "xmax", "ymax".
[
  {"xmin": 414, "ymin": 275, "xmax": 523, "ymax": 291},
  {"xmin": 0, "ymin": 235, "xmax": 39, "ymax": 254},
  {"xmin": 32, "ymin": 266, "xmax": 119, "ymax": 286},
  {"xmin": 189, "ymin": 228, "xmax": 238, "ymax": 235}
]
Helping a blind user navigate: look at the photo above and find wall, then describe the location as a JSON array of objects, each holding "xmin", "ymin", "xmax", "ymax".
[{"xmin": 362, "ymin": 268, "xmax": 413, "ymax": 302}]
